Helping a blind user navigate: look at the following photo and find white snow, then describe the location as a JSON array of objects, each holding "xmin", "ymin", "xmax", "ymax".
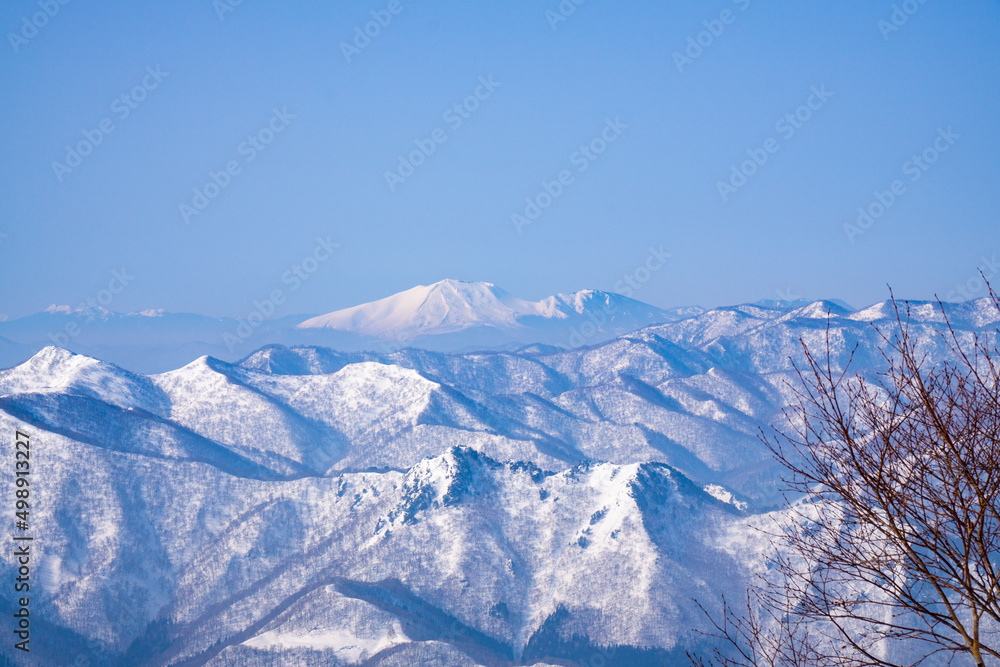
[
  {"xmin": 298, "ymin": 279, "xmax": 544, "ymax": 335},
  {"xmin": 703, "ymin": 484, "xmax": 748, "ymax": 511},
  {"xmin": 296, "ymin": 278, "xmax": 683, "ymax": 340},
  {"xmin": 245, "ymin": 622, "xmax": 408, "ymax": 659}
]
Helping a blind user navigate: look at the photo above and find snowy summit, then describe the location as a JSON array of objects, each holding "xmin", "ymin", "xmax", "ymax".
[{"xmin": 297, "ymin": 278, "xmax": 692, "ymax": 344}]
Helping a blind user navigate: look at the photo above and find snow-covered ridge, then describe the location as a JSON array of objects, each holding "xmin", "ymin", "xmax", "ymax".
[
  {"xmin": 2, "ymin": 296, "xmax": 999, "ymax": 664},
  {"xmin": 9, "ymin": 282, "xmax": 995, "ymax": 376}
]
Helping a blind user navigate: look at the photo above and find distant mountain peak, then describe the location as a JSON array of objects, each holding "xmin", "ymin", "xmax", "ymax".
[
  {"xmin": 778, "ymin": 299, "xmax": 854, "ymax": 321},
  {"xmin": 297, "ymin": 280, "xmax": 690, "ymax": 345},
  {"xmin": 751, "ymin": 298, "xmax": 854, "ymax": 312},
  {"xmin": 298, "ymin": 279, "xmax": 538, "ymax": 336}
]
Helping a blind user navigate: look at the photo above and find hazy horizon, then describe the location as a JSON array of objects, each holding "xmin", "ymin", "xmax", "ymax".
[{"xmin": 2, "ymin": 2, "xmax": 998, "ymax": 321}]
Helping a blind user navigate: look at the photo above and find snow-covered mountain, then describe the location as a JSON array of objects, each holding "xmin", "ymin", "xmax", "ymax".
[
  {"xmin": 1, "ymin": 296, "xmax": 997, "ymax": 664},
  {"xmin": 299, "ymin": 280, "xmax": 554, "ymax": 334},
  {"xmin": 0, "ymin": 281, "xmax": 701, "ymax": 373},
  {"xmin": 297, "ymin": 279, "xmax": 698, "ymax": 349}
]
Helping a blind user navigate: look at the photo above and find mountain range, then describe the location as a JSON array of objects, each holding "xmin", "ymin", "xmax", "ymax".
[
  {"xmin": 0, "ymin": 280, "xmax": 704, "ymax": 374},
  {"xmin": 1, "ymin": 289, "xmax": 996, "ymax": 664}
]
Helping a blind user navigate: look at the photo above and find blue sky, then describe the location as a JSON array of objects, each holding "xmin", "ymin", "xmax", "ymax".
[{"xmin": 1, "ymin": 0, "xmax": 998, "ymax": 319}]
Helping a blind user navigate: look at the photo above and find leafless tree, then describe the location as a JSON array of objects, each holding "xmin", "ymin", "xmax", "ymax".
[
  {"xmin": 688, "ymin": 587, "xmax": 822, "ymax": 667},
  {"xmin": 692, "ymin": 285, "xmax": 1000, "ymax": 667}
]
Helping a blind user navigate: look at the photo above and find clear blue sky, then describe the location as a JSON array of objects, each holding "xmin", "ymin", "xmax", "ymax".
[{"xmin": 1, "ymin": 1, "xmax": 998, "ymax": 319}]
